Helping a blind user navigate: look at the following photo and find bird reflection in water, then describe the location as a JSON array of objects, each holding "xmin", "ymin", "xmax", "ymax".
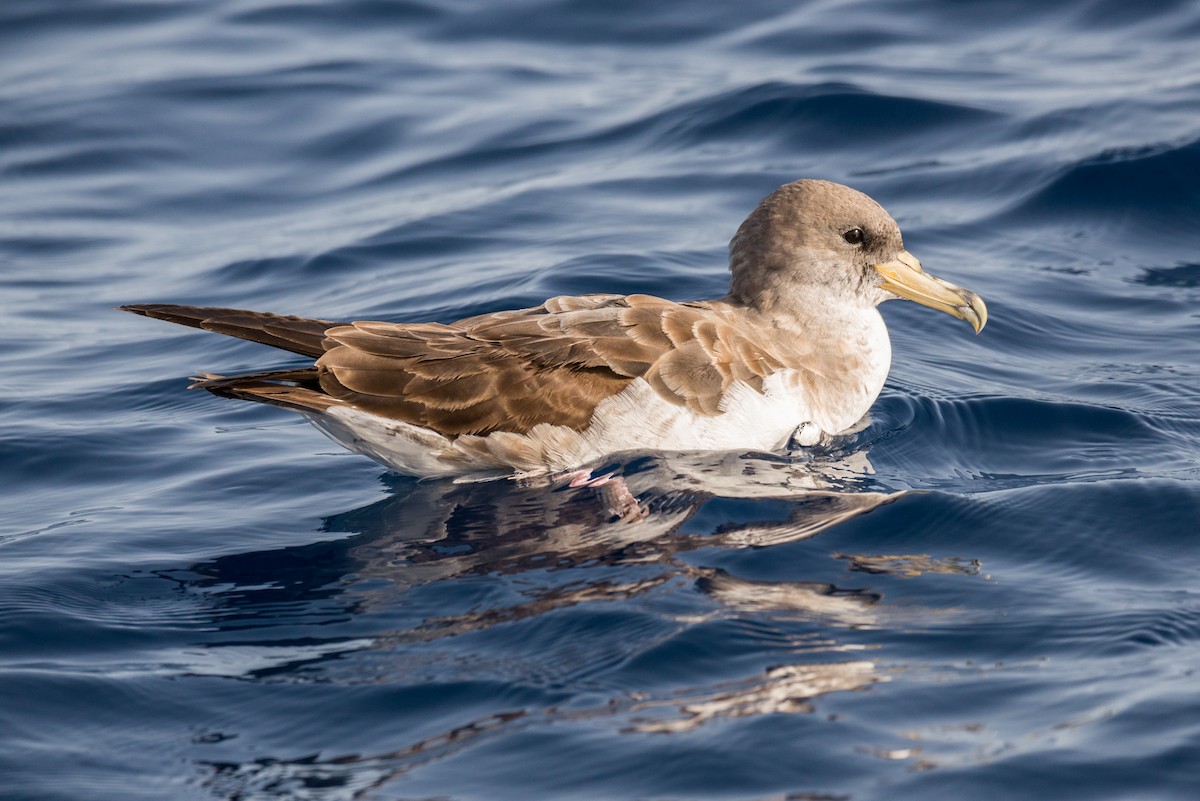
[{"xmin": 190, "ymin": 446, "xmax": 904, "ymax": 797}]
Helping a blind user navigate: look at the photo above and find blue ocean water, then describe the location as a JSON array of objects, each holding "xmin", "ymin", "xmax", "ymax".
[{"xmin": 3, "ymin": 0, "xmax": 1200, "ymax": 798}]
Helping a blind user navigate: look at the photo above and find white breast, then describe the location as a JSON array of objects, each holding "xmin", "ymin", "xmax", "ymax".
[{"xmin": 582, "ymin": 373, "xmax": 814, "ymax": 454}]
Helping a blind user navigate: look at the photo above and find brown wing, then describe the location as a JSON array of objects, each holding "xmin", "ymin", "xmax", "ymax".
[
  {"xmin": 315, "ymin": 293, "xmax": 790, "ymax": 437},
  {"xmin": 123, "ymin": 296, "xmax": 795, "ymax": 438}
]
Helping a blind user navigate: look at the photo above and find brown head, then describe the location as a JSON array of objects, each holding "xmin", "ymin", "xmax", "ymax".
[{"xmin": 727, "ymin": 179, "xmax": 986, "ymax": 332}]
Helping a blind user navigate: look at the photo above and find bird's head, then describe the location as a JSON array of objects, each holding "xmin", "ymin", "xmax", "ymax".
[{"xmin": 728, "ymin": 179, "xmax": 986, "ymax": 333}]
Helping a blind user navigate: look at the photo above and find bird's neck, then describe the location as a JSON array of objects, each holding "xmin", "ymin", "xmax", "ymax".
[
  {"xmin": 716, "ymin": 289, "xmax": 893, "ymax": 433},
  {"xmin": 721, "ymin": 285, "xmax": 882, "ymax": 339}
]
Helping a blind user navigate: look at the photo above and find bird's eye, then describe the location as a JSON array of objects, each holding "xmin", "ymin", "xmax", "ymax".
[{"xmin": 843, "ymin": 228, "xmax": 865, "ymax": 245}]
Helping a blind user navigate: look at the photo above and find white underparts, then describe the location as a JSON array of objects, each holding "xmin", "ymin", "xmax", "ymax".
[{"xmin": 307, "ymin": 370, "xmax": 881, "ymax": 477}]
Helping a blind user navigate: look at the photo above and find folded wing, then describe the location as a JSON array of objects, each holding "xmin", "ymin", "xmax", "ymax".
[{"xmin": 125, "ymin": 294, "xmax": 798, "ymax": 438}]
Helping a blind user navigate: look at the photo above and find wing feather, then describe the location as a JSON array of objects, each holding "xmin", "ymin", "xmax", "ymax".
[{"xmin": 149, "ymin": 294, "xmax": 799, "ymax": 438}]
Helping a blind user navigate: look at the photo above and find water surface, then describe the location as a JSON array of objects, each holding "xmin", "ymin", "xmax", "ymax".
[{"xmin": 3, "ymin": 1, "xmax": 1200, "ymax": 799}]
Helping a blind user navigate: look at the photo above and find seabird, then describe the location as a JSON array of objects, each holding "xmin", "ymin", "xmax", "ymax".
[{"xmin": 122, "ymin": 179, "xmax": 986, "ymax": 477}]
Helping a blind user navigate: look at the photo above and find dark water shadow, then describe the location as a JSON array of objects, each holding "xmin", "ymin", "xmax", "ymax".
[
  {"xmin": 175, "ymin": 448, "xmax": 903, "ymax": 798},
  {"xmin": 179, "ymin": 449, "xmax": 898, "ymax": 648}
]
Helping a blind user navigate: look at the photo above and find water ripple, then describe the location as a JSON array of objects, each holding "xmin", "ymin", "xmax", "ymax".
[{"xmin": 4, "ymin": 0, "xmax": 1200, "ymax": 799}]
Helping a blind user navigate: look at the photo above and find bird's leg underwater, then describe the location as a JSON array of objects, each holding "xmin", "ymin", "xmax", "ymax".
[
  {"xmin": 559, "ymin": 469, "xmax": 646, "ymax": 523},
  {"xmin": 597, "ymin": 477, "xmax": 647, "ymax": 523}
]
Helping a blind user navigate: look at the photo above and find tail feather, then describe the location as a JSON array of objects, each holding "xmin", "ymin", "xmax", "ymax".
[
  {"xmin": 189, "ymin": 368, "xmax": 344, "ymax": 415},
  {"xmin": 188, "ymin": 367, "xmax": 322, "ymax": 391},
  {"xmin": 120, "ymin": 303, "xmax": 340, "ymax": 358}
]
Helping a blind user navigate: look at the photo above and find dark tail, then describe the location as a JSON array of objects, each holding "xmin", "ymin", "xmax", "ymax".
[
  {"xmin": 120, "ymin": 304, "xmax": 341, "ymax": 358},
  {"xmin": 188, "ymin": 369, "xmax": 344, "ymax": 415}
]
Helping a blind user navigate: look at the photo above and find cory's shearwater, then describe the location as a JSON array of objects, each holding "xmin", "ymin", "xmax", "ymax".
[{"xmin": 122, "ymin": 179, "xmax": 987, "ymax": 477}]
